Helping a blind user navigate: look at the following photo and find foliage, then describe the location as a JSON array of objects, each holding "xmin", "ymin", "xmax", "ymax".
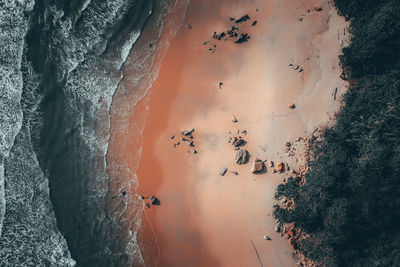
[{"xmin": 273, "ymin": 1, "xmax": 400, "ymax": 266}]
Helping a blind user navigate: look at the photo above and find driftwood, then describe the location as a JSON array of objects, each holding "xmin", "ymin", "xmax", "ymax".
[{"xmin": 250, "ymin": 240, "xmax": 264, "ymax": 267}]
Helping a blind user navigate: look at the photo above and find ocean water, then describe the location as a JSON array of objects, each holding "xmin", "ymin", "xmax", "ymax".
[{"xmin": 0, "ymin": 0, "xmax": 183, "ymax": 266}]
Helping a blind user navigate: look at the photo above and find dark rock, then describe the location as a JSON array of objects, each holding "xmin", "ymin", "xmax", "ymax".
[
  {"xmin": 230, "ymin": 17, "xmax": 235, "ymax": 21},
  {"xmin": 187, "ymin": 24, "xmax": 192, "ymax": 29},
  {"xmin": 232, "ymin": 115, "xmax": 238, "ymax": 123},
  {"xmin": 252, "ymin": 20, "xmax": 257, "ymax": 26},
  {"xmin": 235, "ymin": 33, "xmax": 250, "ymax": 44},
  {"xmin": 227, "ymin": 26, "xmax": 239, "ymax": 38},
  {"xmin": 235, "ymin": 14, "xmax": 250, "ymax": 23},
  {"xmin": 171, "ymin": 134, "xmax": 175, "ymax": 139},
  {"xmin": 235, "ymin": 149, "xmax": 249, "ymax": 164},
  {"xmin": 230, "ymin": 171, "xmax": 239, "ymax": 175},
  {"xmin": 220, "ymin": 168, "xmax": 228, "ymax": 176},
  {"xmin": 149, "ymin": 196, "xmax": 160, "ymax": 205},
  {"xmin": 212, "ymin": 32, "xmax": 226, "ymax": 40},
  {"xmin": 219, "ymin": 82, "xmax": 223, "ymax": 89},
  {"xmin": 233, "ymin": 138, "xmax": 245, "ymax": 147},
  {"xmin": 182, "ymin": 128, "xmax": 194, "ymax": 136}
]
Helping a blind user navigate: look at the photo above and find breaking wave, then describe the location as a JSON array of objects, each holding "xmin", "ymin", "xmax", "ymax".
[{"xmin": 0, "ymin": 0, "xmax": 183, "ymax": 265}]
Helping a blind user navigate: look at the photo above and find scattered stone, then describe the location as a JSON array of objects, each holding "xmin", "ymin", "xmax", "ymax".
[
  {"xmin": 273, "ymin": 169, "xmax": 277, "ymax": 173},
  {"xmin": 235, "ymin": 149, "xmax": 249, "ymax": 164},
  {"xmin": 285, "ymin": 163, "xmax": 290, "ymax": 171},
  {"xmin": 227, "ymin": 26, "xmax": 239, "ymax": 38},
  {"xmin": 187, "ymin": 24, "xmax": 192, "ymax": 29},
  {"xmin": 269, "ymin": 160, "xmax": 274, "ymax": 167},
  {"xmin": 230, "ymin": 171, "xmax": 239, "ymax": 175},
  {"xmin": 230, "ymin": 17, "xmax": 235, "ymax": 21},
  {"xmin": 193, "ymin": 149, "xmax": 198, "ymax": 154},
  {"xmin": 145, "ymin": 203, "xmax": 150, "ymax": 208},
  {"xmin": 212, "ymin": 32, "xmax": 226, "ymax": 40},
  {"xmin": 235, "ymin": 14, "xmax": 250, "ymax": 23},
  {"xmin": 235, "ymin": 33, "xmax": 250, "ymax": 44},
  {"xmin": 233, "ymin": 138, "xmax": 245, "ymax": 147},
  {"xmin": 289, "ymin": 63, "xmax": 293, "ymax": 67},
  {"xmin": 282, "ymin": 178, "xmax": 286, "ymax": 182},
  {"xmin": 149, "ymin": 196, "xmax": 160, "ymax": 205},
  {"xmin": 182, "ymin": 128, "xmax": 195, "ymax": 136},
  {"xmin": 202, "ymin": 41, "xmax": 209, "ymax": 45},
  {"xmin": 263, "ymin": 234, "xmax": 271, "ymax": 240},
  {"xmin": 314, "ymin": 6, "xmax": 323, "ymax": 11},
  {"xmin": 252, "ymin": 20, "xmax": 257, "ymax": 26},
  {"xmin": 277, "ymin": 162, "xmax": 284, "ymax": 173},
  {"xmin": 298, "ymin": 17, "xmax": 303, "ymax": 22},
  {"xmin": 171, "ymin": 135, "xmax": 175, "ymax": 139},
  {"xmin": 284, "ymin": 141, "xmax": 291, "ymax": 147},
  {"xmin": 299, "ymin": 68, "xmax": 304, "ymax": 73},
  {"xmin": 219, "ymin": 82, "xmax": 223, "ymax": 89},
  {"xmin": 220, "ymin": 168, "xmax": 228, "ymax": 176},
  {"xmin": 274, "ymin": 224, "xmax": 280, "ymax": 232},
  {"xmin": 232, "ymin": 115, "xmax": 238, "ymax": 123},
  {"xmin": 288, "ymin": 103, "xmax": 296, "ymax": 109},
  {"xmin": 241, "ymin": 130, "xmax": 247, "ymax": 135},
  {"xmin": 295, "ymin": 65, "xmax": 299, "ymax": 70},
  {"xmin": 251, "ymin": 158, "xmax": 264, "ymax": 173}
]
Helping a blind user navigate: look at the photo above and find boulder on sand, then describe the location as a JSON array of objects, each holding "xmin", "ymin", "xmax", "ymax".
[
  {"xmin": 277, "ymin": 162, "xmax": 284, "ymax": 173},
  {"xmin": 235, "ymin": 149, "xmax": 249, "ymax": 164},
  {"xmin": 149, "ymin": 196, "xmax": 160, "ymax": 205},
  {"xmin": 288, "ymin": 103, "xmax": 296, "ymax": 109},
  {"xmin": 251, "ymin": 158, "xmax": 264, "ymax": 173}
]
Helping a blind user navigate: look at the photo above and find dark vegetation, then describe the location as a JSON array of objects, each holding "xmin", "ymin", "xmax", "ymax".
[{"xmin": 273, "ymin": 1, "xmax": 400, "ymax": 266}]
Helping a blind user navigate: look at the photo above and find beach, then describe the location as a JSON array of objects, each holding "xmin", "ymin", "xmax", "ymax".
[{"xmin": 112, "ymin": 0, "xmax": 349, "ymax": 266}]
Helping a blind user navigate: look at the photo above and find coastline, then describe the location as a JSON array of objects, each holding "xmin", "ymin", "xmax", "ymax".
[
  {"xmin": 106, "ymin": 0, "xmax": 190, "ymax": 265},
  {"xmin": 112, "ymin": 0, "xmax": 349, "ymax": 266}
]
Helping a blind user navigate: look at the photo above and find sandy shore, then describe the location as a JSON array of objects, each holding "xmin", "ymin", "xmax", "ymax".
[{"xmin": 124, "ymin": 0, "xmax": 349, "ymax": 266}]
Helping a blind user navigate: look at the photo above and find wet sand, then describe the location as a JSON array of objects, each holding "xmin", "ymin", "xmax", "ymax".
[{"xmin": 132, "ymin": 0, "xmax": 349, "ymax": 266}]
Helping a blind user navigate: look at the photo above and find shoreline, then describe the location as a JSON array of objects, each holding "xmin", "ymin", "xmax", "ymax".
[
  {"xmin": 105, "ymin": 0, "xmax": 190, "ymax": 265},
  {"xmin": 116, "ymin": 0, "xmax": 349, "ymax": 266}
]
